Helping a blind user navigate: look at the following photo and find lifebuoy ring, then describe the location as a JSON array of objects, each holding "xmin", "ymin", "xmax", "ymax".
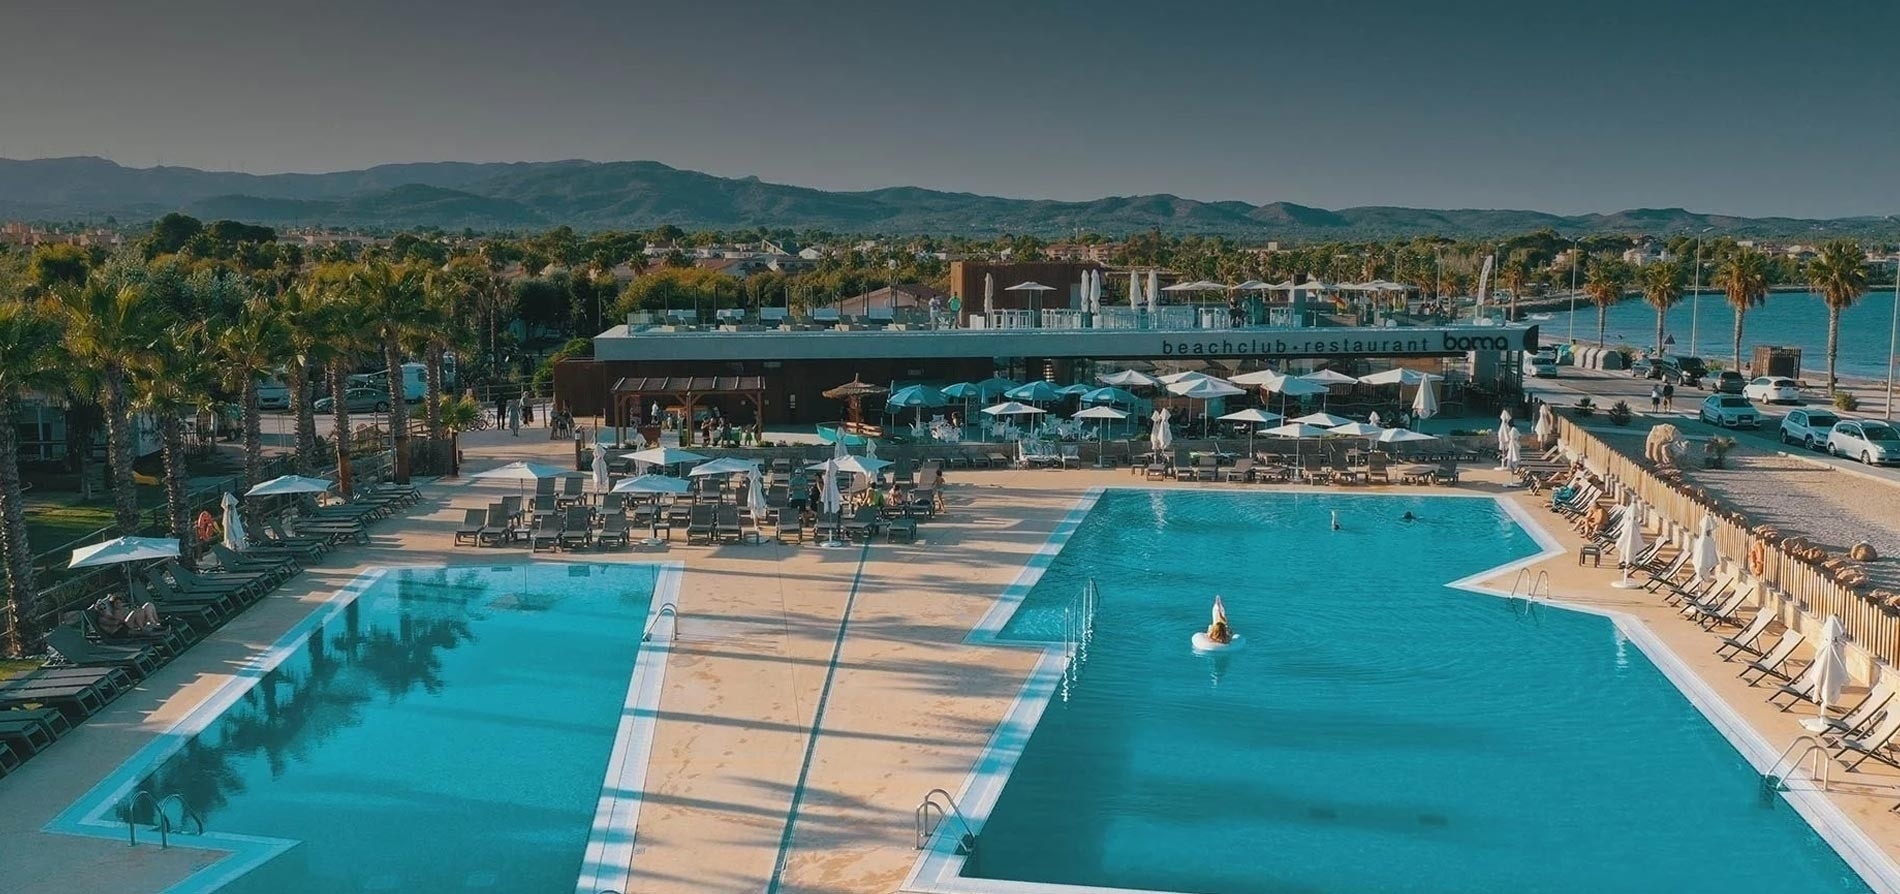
[
  {"xmin": 1748, "ymin": 540, "xmax": 1767, "ymax": 578},
  {"xmin": 1191, "ymin": 633, "xmax": 1247, "ymax": 653}
]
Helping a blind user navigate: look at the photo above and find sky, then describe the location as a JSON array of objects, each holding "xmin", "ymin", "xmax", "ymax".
[{"xmin": 3, "ymin": 0, "xmax": 1898, "ymax": 218}]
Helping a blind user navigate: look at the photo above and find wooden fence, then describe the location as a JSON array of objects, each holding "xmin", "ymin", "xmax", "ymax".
[{"xmin": 1558, "ymin": 416, "xmax": 1900, "ymax": 669}]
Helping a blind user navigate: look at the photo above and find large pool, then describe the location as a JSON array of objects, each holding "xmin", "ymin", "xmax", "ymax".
[
  {"xmin": 926, "ymin": 490, "xmax": 1876, "ymax": 893},
  {"xmin": 50, "ymin": 562, "xmax": 677, "ymax": 894}
]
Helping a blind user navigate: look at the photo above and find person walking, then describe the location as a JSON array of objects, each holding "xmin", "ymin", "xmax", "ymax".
[
  {"xmin": 1649, "ymin": 384, "xmax": 1662, "ymax": 413},
  {"xmin": 1661, "ymin": 382, "xmax": 1675, "ymax": 412}
]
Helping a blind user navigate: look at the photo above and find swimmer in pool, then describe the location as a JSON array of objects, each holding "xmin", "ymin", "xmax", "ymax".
[
  {"xmin": 1205, "ymin": 595, "xmax": 1234, "ymax": 644},
  {"xmin": 1401, "ymin": 511, "xmax": 1417, "ymax": 522}
]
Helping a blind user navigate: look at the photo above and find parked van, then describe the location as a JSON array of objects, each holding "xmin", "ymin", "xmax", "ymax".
[{"xmin": 349, "ymin": 357, "xmax": 456, "ymax": 403}]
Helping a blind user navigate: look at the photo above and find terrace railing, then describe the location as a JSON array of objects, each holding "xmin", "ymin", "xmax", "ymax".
[{"xmin": 1556, "ymin": 416, "xmax": 1900, "ymax": 669}]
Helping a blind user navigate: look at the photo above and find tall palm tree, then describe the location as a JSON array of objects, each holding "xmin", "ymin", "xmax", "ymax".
[
  {"xmin": 438, "ymin": 394, "xmax": 481, "ymax": 477},
  {"xmin": 135, "ymin": 322, "xmax": 217, "ymax": 567},
  {"xmin": 1583, "ymin": 259, "xmax": 1631, "ymax": 347},
  {"xmin": 317, "ymin": 274, "xmax": 374, "ymax": 499},
  {"xmin": 215, "ymin": 294, "xmax": 287, "ymax": 496},
  {"xmin": 1712, "ymin": 249, "xmax": 1771, "ymax": 372},
  {"xmin": 56, "ymin": 276, "xmax": 166, "ymax": 533},
  {"xmin": 0, "ymin": 299, "xmax": 68, "ymax": 656},
  {"xmin": 277, "ymin": 280, "xmax": 328, "ymax": 475},
  {"xmin": 350, "ymin": 261, "xmax": 432, "ymax": 484},
  {"xmin": 1806, "ymin": 239, "xmax": 1869, "ymax": 394},
  {"xmin": 1639, "ymin": 260, "xmax": 1685, "ymax": 357},
  {"xmin": 1499, "ymin": 251, "xmax": 1531, "ymax": 321}
]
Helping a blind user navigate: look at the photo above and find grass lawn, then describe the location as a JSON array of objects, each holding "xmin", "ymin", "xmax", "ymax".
[
  {"xmin": 24, "ymin": 501, "xmax": 122, "ymax": 553},
  {"xmin": 0, "ymin": 659, "xmax": 38, "ymax": 682}
]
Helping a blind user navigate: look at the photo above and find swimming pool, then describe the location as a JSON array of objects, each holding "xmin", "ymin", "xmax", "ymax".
[
  {"xmin": 48, "ymin": 561, "xmax": 680, "ymax": 894},
  {"xmin": 914, "ymin": 490, "xmax": 1883, "ymax": 893}
]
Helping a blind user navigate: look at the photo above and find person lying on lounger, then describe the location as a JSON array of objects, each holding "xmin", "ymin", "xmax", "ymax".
[{"xmin": 94, "ymin": 594, "xmax": 163, "ymax": 636}]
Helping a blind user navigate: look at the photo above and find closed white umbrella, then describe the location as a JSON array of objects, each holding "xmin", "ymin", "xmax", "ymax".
[
  {"xmin": 820, "ymin": 459, "xmax": 845, "ymax": 547},
  {"xmin": 1692, "ymin": 516, "xmax": 1721, "ymax": 582},
  {"xmin": 865, "ymin": 437, "xmax": 879, "ymax": 459},
  {"xmin": 1611, "ymin": 503, "xmax": 1647, "ymax": 588},
  {"xmin": 1411, "ymin": 381, "xmax": 1440, "ymax": 420},
  {"xmin": 1802, "ymin": 616, "xmax": 1849, "ymax": 730},
  {"xmin": 747, "ymin": 468, "xmax": 768, "ymax": 516},
  {"xmin": 1153, "ymin": 408, "xmax": 1173, "ymax": 452},
  {"xmin": 592, "ymin": 446, "xmax": 610, "ymax": 494},
  {"xmin": 1504, "ymin": 430, "xmax": 1522, "ymax": 471},
  {"xmin": 1368, "ymin": 411, "xmax": 1382, "ymax": 427},
  {"xmin": 245, "ymin": 474, "xmax": 334, "ymax": 497},
  {"xmin": 1127, "ymin": 270, "xmax": 1141, "ymax": 310},
  {"xmin": 1146, "ymin": 270, "xmax": 1159, "ymax": 313},
  {"xmin": 220, "ymin": 492, "xmax": 247, "ymax": 552},
  {"xmin": 1497, "ymin": 421, "xmax": 1515, "ymax": 456},
  {"xmin": 833, "ymin": 433, "xmax": 850, "ymax": 460},
  {"xmin": 984, "ymin": 273, "xmax": 995, "ymax": 318},
  {"xmin": 1534, "ymin": 403, "xmax": 1556, "ymax": 445}
]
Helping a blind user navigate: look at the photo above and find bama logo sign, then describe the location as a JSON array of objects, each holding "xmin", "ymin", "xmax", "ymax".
[{"xmin": 1157, "ymin": 326, "xmax": 1537, "ymax": 358}]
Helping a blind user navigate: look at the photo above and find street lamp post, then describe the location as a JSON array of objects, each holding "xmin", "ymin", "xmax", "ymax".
[
  {"xmin": 1568, "ymin": 237, "xmax": 1581, "ymax": 345},
  {"xmin": 1887, "ymin": 257, "xmax": 1899, "ymax": 420},
  {"xmin": 1688, "ymin": 227, "xmax": 1712, "ymax": 354}
]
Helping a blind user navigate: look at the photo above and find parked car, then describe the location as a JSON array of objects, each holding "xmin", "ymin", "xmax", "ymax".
[
  {"xmin": 1699, "ymin": 394, "xmax": 1760, "ymax": 428},
  {"xmin": 1667, "ymin": 356, "xmax": 1708, "ymax": 386},
  {"xmin": 1712, "ymin": 370, "xmax": 1747, "ymax": 394},
  {"xmin": 1827, "ymin": 420, "xmax": 1900, "ymax": 466},
  {"xmin": 313, "ymin": 387, "xmax": 391, "ymax": 413},
  {"xmin": 1524, "ymin": 350, "xmax": 1559, "ymax": 378},
  {"xmin": 256, "ymin": 379, "xmax": 291, "ymax": 410},
  {"xmin": 1631, "ymin": 357, "xmax": 1670, "ymax": 380},
  {"xmin": 1744, "ymin": 376, "xmax": 1801, "ymax": 404},
  {"xmin": 1779, "ymin": 409, "xmax": 1841, "ymax": 450}
]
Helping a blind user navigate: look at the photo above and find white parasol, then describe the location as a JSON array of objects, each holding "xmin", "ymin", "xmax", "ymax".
[{"xmin": 220, "ymin": 492, "xmax": 246, "ymax": 552}]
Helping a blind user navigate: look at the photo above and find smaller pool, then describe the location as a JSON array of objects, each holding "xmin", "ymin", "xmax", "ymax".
[{"xmin": 50, "ymin": 561, "xmax": 679, "ymax": 894}]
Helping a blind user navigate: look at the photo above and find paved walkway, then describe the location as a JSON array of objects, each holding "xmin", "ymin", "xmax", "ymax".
[{"xmin": 6, "ymin": 428, "xmax": 1900, "ymax": 892}]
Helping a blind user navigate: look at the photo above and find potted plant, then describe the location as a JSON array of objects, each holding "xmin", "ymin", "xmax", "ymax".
[
  {"xmin": 1607, "ymin": 400, "xmax": 1632, "ymax": 426},
  {"xmin": 1703, "ymin": 435, "xmax": 1736, "ymax": 469}
]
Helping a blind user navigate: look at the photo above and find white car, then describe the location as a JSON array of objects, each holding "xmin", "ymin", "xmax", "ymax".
[
  {"xmin": 1779, "ymin": 409, "xmax": 1841, "ymax": 450},
  {"xmin": 1743, "ymin": 376, "xmax": 1800, "ymax": 404},
  {"xmin": 1827, "ymin": 420, "xmax": 1900, "ymax": 466},
  {"xmin": 1699, "ymin": 394, "xmax": 1759, "ymax": 428},
  {"xmin": 256, "ymin": 380, "xmax": 291, "ymax": 410},
  {"xmin": 1524, "ymin": 351, "xmax": 1559, "ymax": 378}
]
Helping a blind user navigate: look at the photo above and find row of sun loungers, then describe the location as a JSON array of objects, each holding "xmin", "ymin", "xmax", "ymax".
[{"xmin": 0, "ymin": 480, "xmax": 417, "ymax": 780}]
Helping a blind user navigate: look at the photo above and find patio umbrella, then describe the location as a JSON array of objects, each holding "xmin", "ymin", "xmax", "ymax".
[
  {"xmin": 887, "ymin": 384, "xmax": 949, "ymax": 411},
  {"xmin": 1375, "ymin": 428, "xmax": 1438, "ymax": 453},
  {"xmin": 1158, "ymin": 370, "xmax": 1217, "ymax": 385},
  {"xmin": 689, "ymin": 456, "xmax": 761, "ymax": 477},
  {"xmin": 245, "ymin": 474, "xmax": 334, "ymax": 497},
  {"xmin": 1056, "ymin": 383, "xmax": 1095, "ymax": 397},
  {"xmin": 1219, "ymin": 407, "xmax": 1284, "ymax": 454},
  {"xmin": 1006, "ymin": 381, "xmax": 1064, "ymax": 404},
  {"xmin": 833, "ymin": 434, "xmax": 850, "ymax": 460},
  {"xmin": 471, "ymin": 461, "xmax": 580, "ymax": 481},
  {"xmin": 1233, "ymin": 279, "xmax": 1271, "ymax": 291},
  {"xmin": 1300, "ymin": 369, "xmax": 1360, "ymax": 386},
  {"xmin": 1611, "ymin": 503, "xmax": 1647, "ymax": 588},
  {"xmin": 1368, "ymin": 411, "xmax": 1382, "ymax": 427},
  {"xmin": 1075, "ymin": 405, "xmax": 1129, "ymax": 465},
  {"xmin": 592, "ymin": 446, "xmax": 610, "ymax": 494},
  {"xmin": 1802, "ymin": 616, "xmax": 1849, "ymax": 729},
  {"xmin": 1293, "ymin": 412, "xmax": 1354, "ymax": 428},
  {"xmin": 220, "ymin": 492, "xmax": 247, "ymax": 552},
  {"xmin": 1411, "ymin": 381, "xmax": 1440, "ymax": 420},
  {"xmin": 806, "ymin": 455, "xmax": 894, "ymax": 479},
  {"xmin": 1098, "ymin": 369, "xmax": 1160, "ymax": 388},
  {"xmin": 984, "ymin": 273, "xmax": 995, "ymax": 318},
  {"xmin": 1262, "ymin": 422, "xmax": 1330, "ymax": 476},
  {"xmin": 820, "ymin": 459, "xmax": 845, "ymax": 547},
  {"xmin": 824, "ymin": 376, "xmax": 889, "ymax": 428},
  {"xmin": 981, "ymin": 401, "xmax": 1047, "ymax": 417},
  {"xmin": 1503, "ymin": 431, "xmax": 1522, "ymax": 471},
  {"xmin": 1497, "ymin": 420, "xmax": 1516, "ymax": 457},
  {"xmin": 1147, "ymin": 270, "xmax": 1159, "ymax": 313},
  {"xmin": 1534, "ymin": 403, "xmax": 1556, "ymax": 445},
  {"xmin": 1082, "ymin": 386, "xmax": 1140, "ymax": 406},
  {"xmin": 623, "ymin": 447, "xmax": 708, "ymax": 475},
  {"xmin": 941, "ymin": 382, "xmax": 980, "ymax": 400},
  {"xmin": 973, "ymin": 376, "xmax": 1020, "ymax": 401},
  {"xmin": 69, "ymin": 536, "xmax": 179, "ymax": 590},
  {"xmin": 612, "ymin": 474, "xmax": 691, "ymax": 495},
  {"xmin": 1168, "ymin": 376, "xmax": 1244, "ymax": 438},
  {"xmin": 747, "ymin": 468, "xmax": 769, "ymax": 517},
  {"xmin": 1005, "ymin": 281, "xmax": 1055, "ymax": 319},
  {"xmin": 1357, "ymin": 368, "xmax": 1443, "ymax": 387},
  {"xmin": 1329, "ymin": 422, "xmax": 1385, "ymax": 437},
  {"xmin": 1151, "ymin": 408, "xmax": 1173, "ymax": 452},
  {"xmin": 1692, "ymin": 515, "xmax": 1720, "ymax": 582},
  {"xmin": 864, "ymin": 437, "xmax": 878, "ymax": 459}
]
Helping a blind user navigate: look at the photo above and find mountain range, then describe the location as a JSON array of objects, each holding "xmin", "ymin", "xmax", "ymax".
[{"xmin": 1, "ymin": 156, "xmax": 1890, "ymax": 240}]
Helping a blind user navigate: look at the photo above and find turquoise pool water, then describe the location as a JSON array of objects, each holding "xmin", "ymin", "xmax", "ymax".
[
  {"xmin": 69, "ymin": 562, "xmax": 661, "ymax": 893},
  {"xmin": 967, "ymin": 490, "xmax": 1868, "ymax": 893}
]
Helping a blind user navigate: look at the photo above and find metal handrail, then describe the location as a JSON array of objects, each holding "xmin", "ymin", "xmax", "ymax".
[
  {"xmin": 122, "ymin": 789, "xmax": 204, "ymax": 848},
  {"xmin": 1763, "ymin": 735, "xmax": 1832, "ymax": 796},
  {"xmin": 642, "ymin": 602, "xmax": 679, "ymax": 643},
  {"xmin": 914, "ymin": 788, "xmax": 977, "ymax": 855}
]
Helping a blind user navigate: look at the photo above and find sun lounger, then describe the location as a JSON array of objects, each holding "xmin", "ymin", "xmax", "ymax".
[
  {"xmin": 530, "ymin": 514, "xmax": 563, "ymax": 552},
  {"xmin": 558, "ymin": 507, "xmax": 594, "ymax": 550},
  {"xmin": 1663, "ymin": 570, "xmax": 1732, "ymax": 608},
  {"xmin": 598, "ymin": 513, "xmax": 630, "ymax": 549},
  {"xmin": 0, "ymin": 708, "xmax": 62, "ymax": 756},
  {"xmin": 1770, "ymin": 672, "xmax": 1819, "ymax": 710},
  {"xmin": 1816, "ymin": 685, "xmax": 1895, "ymax": 742},
  {"xmin": 162, "ymin": 564, "xmax": 267, "ymax": 604},
  {"xmin": 1640, "ymin": 551, "xmax": 1693, "ymax": 591},
  {"xmin": 454, "ymin": 508, "xmax": 488, "ymax": 546},
  {"xmin": 886, "ymin": 515, "xmax": 918, "ymax": 543},
  {"xmin": 479, "ymin": 506, "xmax": 515, "ymax": 547},
  {"xmin": 209, "ymin": 544, "xmax": 299, "ymax": 584},
  {"xmin": 43, "ymin": 627, "xmax": 161, "ymax": 678},
  {"xmin": 1716, "ymin": 609, "xmax": 1777, "ymax": 661},
  {"xmin": 0, "ymin": 670, "xmax": 113, "ymax": 720},
  {"xmin": 1836, "ymin": 709, "xmax": 1900, "ymax": 770},
  {"xmin": 1740, "ymin": 630, "xmax": 1805, "ymax": 685},
  {"xmin": 143, "ymin": 572, "xmax": 242, "ymax": 617},
  {"xmin": 1687, "ymin": 581, "xmax": 1753, "ymax": 628},
  {"xmin": 686, "ymin": 505, "xmax": 717, "ymax": 544},
  {"xmin": 715, "ymin": 506, "xmax": 744, "ymax": 543}
]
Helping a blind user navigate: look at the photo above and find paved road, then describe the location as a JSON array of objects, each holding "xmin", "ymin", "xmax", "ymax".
[{"xmin": 1524, "ymin": 367, "xmax": 1900, "ymax": 488}]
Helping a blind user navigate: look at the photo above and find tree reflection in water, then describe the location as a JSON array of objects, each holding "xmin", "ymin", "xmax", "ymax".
[{"xmin": 123, "ymin": 567, "xmax": 496, "ymax": 827}]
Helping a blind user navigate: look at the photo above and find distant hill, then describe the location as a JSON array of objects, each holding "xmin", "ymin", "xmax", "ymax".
[{"xmin": 0, "ymin": 155, "xmax": 1889, "ymax": 239}]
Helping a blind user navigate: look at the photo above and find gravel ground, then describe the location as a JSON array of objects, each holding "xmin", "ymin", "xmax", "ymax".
[{"xmin": 1679, "ymin": 444, "xmax": 1900, "ymax": 591}]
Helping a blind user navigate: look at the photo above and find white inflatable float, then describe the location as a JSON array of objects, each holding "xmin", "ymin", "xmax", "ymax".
[{"xmin": 1191, "ymin": 632, "xmax": 1246, "ymax": 653}]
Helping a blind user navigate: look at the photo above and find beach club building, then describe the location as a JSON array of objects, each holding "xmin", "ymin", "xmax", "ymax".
[{"xmin": 552, "ymin": 262, "xmax": 1538, "ymax": 435}]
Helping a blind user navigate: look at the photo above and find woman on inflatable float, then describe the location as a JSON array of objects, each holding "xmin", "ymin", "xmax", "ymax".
[{"xmin": 1191, "ymin": 595, "xmax": 1245, "ymax": 652}]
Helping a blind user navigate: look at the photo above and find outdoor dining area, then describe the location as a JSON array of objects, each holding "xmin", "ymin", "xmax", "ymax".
[{"xmin": 453, "ymin": 441, "xmax": 947, "ymax": 552}]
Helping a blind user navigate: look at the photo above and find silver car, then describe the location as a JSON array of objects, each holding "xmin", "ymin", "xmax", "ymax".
[
  {"xmin": 1827, "ymin": 421, "xmax": 1900, "ymax": 466},
  {"xmin": 1779, "ymin": 409, "xmax": 1840, "ymax": 450}
]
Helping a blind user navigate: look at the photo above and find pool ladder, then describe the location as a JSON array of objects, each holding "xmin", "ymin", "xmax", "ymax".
[
  {"xmin": 122, "ymin": 790, "xmax": 204, "ymax": 848},
  {"xmin": 642, "ymin": 601, "xmax": 678, "ymax": 643},
  {"xmin": 1762, "ymin": 735, "xmax": 1832, "ymax": 798},
  {"xmin": 1060, "ymin": 579, "xmax": 1099, "ymax": 703},
  {"xmin": 914, "ymin": 788, "xmax": 977, "ymax": 856},
  {"xmin": 1508, "ymin": 569, "xmax": 1551, "ymax": 621}
]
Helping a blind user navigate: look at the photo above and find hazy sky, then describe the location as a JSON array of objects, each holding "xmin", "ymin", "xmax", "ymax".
[{"xmin": 4, "ymin": 0, "xmax": 1898, "ymax": 217}]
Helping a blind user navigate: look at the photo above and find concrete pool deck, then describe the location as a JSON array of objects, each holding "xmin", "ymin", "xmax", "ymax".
[{"xmin": 5, "ymin": 428, "xmax": 1900, "ymax": 893}]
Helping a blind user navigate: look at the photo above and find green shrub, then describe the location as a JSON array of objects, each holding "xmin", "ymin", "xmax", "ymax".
[
  {"xmin": 1575, "ymin": 397, "xmax": 1596, "ymax": 417},
  {"xmin": 1607, "ymin": 401, "xmax": 1632, "ymax": 425},
  {"xmin": 1835, "ymin": 391, "xmax": 1860, "ymax": 411}
]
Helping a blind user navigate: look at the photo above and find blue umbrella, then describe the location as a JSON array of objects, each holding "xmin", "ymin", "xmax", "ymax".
[
  {"xmin": 1082, "ymin": 386, "xmax": 1140, "ymax": 406},
  {"xmin": 1056, "ymin": 383, "xmax": 1095, "ymax": 396},
  {"xmin": 886, "ymin": 384, "xmax": 949, "ymax": 410},
  {"xmin": 1006, "ymin": 380, "xmax": 1063, "ymax": 403},
  {"xmin": 973, "ymin": 376, "xmax": 1020, "ymax": 400},
  {"xmin": 940, "ymin": 382, "xmax": 980, "ymax": 400}
]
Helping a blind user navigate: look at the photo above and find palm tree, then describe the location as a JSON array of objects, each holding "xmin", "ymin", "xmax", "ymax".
[
  {"xmin": 350, "ymin": 261, "xmax": 432, "ymax": 484},
  {"xmin": 214, "ymin": 294, "xmax": 287, "ymax": 497},
  {"xmin": 317, "ymin": 275, "xmax": 374, "ymax": 499},
  {"xmin": 1713, "ymin": 249, "xmax": 1771, "ymax": 371},
  {"xmin": 1806, "ymin": 239, "xmax": 1869, "ymax": 394},
  {"xmin": 135, "ymin": 322, "xmax": 217, "ymax": 567},
  {"xmin": 1639, "ymin": 260, "xmax": 1685, "ymax": 357},
  {"xmin": 277, "ymin": 280, "xmax": 328, "ymax": 475},
  {"xmin": 438, "ymin": 394, "xmax": 481, "ymax": 477},
  {"xmin": 1499, "ymin": 251, "xmax": 1531, "ymax": 321},
  {"xmin": 1583, "ymin": 259, "xmax": 1630, "ymax": 347},
  {"xmin": 56, "ymin": 276, "xmax": 166, "ymax": 534},
  {"xmin": 0, "ymin": 299, "xmax": 68, "ymax": 656}
]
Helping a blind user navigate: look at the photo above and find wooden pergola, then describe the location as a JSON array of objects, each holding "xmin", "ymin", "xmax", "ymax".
[{"xmin": 612, "ymin": 375, "xmax": 766, "ymax": 447}]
